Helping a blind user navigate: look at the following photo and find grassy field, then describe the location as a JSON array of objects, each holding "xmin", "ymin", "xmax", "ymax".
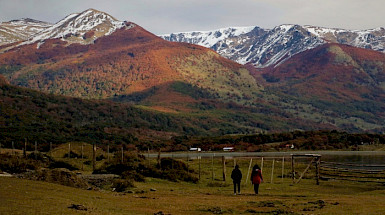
[
  {"xmin": 1, "ymin": 151, "xmax": 385, "ymax": 215},
  {"xmin": 1, "ymin": 174, "xmax": 385, "ymax": 214}
]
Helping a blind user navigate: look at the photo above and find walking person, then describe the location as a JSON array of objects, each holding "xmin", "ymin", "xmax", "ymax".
[
  {"xmin": 231, "ymin": 164, "xmax": 242, "ymax": 195},
  {"xmin": 250, "ymin": 164, "xmax": 263, "ymax": 194}
]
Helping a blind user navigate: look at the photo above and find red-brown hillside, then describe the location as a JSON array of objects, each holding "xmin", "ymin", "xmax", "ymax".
[
  {"xmin": 0, "ymin": 22, "xmax": 258, "ymax": 100},
  {"xmin": 257, "ymin": 43, "xmax": 385, "ymax": 102}
]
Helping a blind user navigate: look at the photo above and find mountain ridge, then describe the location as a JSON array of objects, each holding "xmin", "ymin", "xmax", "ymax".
[
  {"xmin": 161, "ymin": 24, "xmax": 385, "ymax": 68},
  {"xmin": 1, "ymin": 9, "xmax": 385, "ymax": 134},
  {"xmin": 0, "ymin": 18, "xmax": 52, "ymax": 46}
]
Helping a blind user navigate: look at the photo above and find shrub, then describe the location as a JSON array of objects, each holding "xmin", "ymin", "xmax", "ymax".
[
  {"xmin": 96, "ymin": 154, "xmax": 106, "ymax": 161},
  {"xmin": 121, "ymin": 170, "xmax": 145, "ymax": 182},
  {"xmin": 49, "ymin": 160, "xmax": 79, "ymax": 171},
  {"xmin": 27, "ymin": 152, "xmax": 51, "ymax": 161},
  {"xmin": 159, "ymin": 158, "xmax": 189, "ymax": 171},
  {"xmin": 63, "ymin": 151, "xmax": 80, "ymax": 158},
  {"xmin": 0, "ymin": 154, "xmax": 41, "ymax": 173},
  {"xmin": 112, "ymin": 179, "xmax": 134, "ymax": 192}
]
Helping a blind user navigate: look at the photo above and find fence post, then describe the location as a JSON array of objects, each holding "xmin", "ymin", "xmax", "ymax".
[
  {"xmin": 245, "ymin": 158, "xmax": 253, "ymax": 185},
  {"xmin": 50, "ymin": 142, "xmax": 52, "ymax": 152},
  {"xmin": 222, "ymin": 156, "xmax": 226, "ymax": 181},
  {"xmin": 92, "ymin": 143, "xmax": 96, "ymax": 171},
  {"xmin": 186, "ymin": 151, "xmax": 189, "ymax": 173},
  {"xmin": 282, "ymin": 157, "xmax": 285, "ymax": 183},
  {"xmin": 81, "ymin": 143, "xmax": 84, "ymax": 171},
  {"xmin": 171, "ymin": 153, "xmax": 174, "ymax": 169},
  {"xmin": 24, "ymin": 138, "xmax": 27, "ymax": 158},
  {"xmin": 35, "ymin": 141, "xmax": 37, "ymax": 159},
  {"xmin": 261, "ymin": 157, "xmax": 264, "ymax": 172},
  {"xmin": 199, "ymin": 156, "xmax": 201, "ymax": 181},
  {"xmin": 271, "ymin": 158, "xmax": 275, "ymax": 183},
  {"xmin": 107, "ymin": 145, "xmax": 110, "ymax": 163},
  {"xmin": 68, "ymin": 143, "xmax": 71, "ymax": 158},
  {"xmin": 147, "ymin": 147, "xmax": 150, "ymax": 166},
  {"xmin": 121, "ymin": 146, "xmax": 124, "ymax": 163},
  {"xmin": 316, "ymin": 156, "xmax": 320, "ymax": 185},
  {"xmin": 211, "ymin": 155, "xmax": 214, "ymax": 181},
  {"xmin": 291, "ymin": 155, "xmax": 295, "ymax": 184},
  {"xmin": 12, "ymin": 141, "xmax": 15, "ymax": 155}
]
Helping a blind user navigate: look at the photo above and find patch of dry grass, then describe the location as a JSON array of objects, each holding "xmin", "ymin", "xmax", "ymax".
[
  {"xmin": 2, "ymin": 152, "xmax": 385, "ymax": 214},
  {"xmin": 2, "ymin": 168, "xmax": 385, "ymax": 214}
]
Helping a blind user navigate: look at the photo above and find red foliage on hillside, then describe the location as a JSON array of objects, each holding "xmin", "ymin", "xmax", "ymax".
[
  {"xmin": 257, "ymin": 43, "xmax": 385, "ymax": 102},
  {"xmin": 0, "ymin": 22, "xmax": 243, "ymax": 99}
]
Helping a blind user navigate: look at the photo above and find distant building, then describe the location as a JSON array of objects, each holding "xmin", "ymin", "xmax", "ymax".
[
  {"xmin": 189, "ymin": 147, "xmax": 201, "ymax": 152},
  {"xmin": 223, "ymin": 147, "xmax": 234, "ymax": 152}
]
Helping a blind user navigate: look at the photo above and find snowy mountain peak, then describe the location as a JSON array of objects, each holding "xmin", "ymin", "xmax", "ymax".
[
  {"xmin": 7, "ymin": 18, "xmax": 52, "ymax": 26},
  {"xmin": 162, "ymin": 24, "xmax": 385, "ymax": 68},
  {"xmin": 24, "ymin": 8, "xmax": 128, "ymax": 46},
  {"xmin": 0, "ymin": 18, "xmax": 52, "ymax": 45},
  {"xmin": 161, "ymin": 26, "xmax": 255, "ymax": 49}
]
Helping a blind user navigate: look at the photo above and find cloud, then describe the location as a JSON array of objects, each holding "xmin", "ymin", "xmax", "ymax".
[{"xmin": 0, "ymin": 0, "xmax": 384, "ymax": 34}]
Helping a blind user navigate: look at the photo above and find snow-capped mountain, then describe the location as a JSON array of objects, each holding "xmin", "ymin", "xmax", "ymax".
[
  {"xmin": 0, "ymin": 18, "xmax": 52, "ymax": 45},
  {"xmin": 161, "ymin": 25, "xmax": 385, "ymax": 68},
  {"xmin": 161, "ymin": 26, "xmax": 256, "ymax": 48},
  {"xmin": 24, "ymin": 9, "xmax": 129, "ymax": 46},
  {"xmin": 305, "ymin": 26, "xmax": 385, "ymax": 52}
]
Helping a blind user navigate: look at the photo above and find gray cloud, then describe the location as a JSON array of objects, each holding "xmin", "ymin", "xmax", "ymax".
[{"xmin": 0, "ymin": 0, "xmax": 384, "ymax": 34}]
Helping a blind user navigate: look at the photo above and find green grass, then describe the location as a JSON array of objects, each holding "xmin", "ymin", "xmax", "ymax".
[
  {"xmin": 2, "ymin": 173, "xmax": 385, "ymax": 214},
  {"xmin": 2, "ymin": 154, "xmax": 385, "ymax": 214}
]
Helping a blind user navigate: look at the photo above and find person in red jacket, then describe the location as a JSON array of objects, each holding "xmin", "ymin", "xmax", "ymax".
[{"xmin": 250, "ymin": 164, "xmax": 263, "ymax": 194}]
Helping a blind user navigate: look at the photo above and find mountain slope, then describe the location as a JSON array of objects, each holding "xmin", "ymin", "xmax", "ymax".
[
  {"xmin": 1, "ymin": 9, "xmax": 385, "ymax": 134},
  {"xmin": 0, "ymin": 9, "xmax": 262, "ymax": 104},
  {"xmin": 162, "ymin": 25, "xmax": 385, "ymax": 68},
  {"xmin": 1, "ymin": 73, "xmax": 337, "ymax": 147},
  {"xmin": 23, "ymin": 9, "xmax": 126, "ymax": 46},
  {"xmin": 254, "ymin": 43, "xmax": 385, "ymax": 132},
  {"xmin": 0, "ymin": 18, "xmax": 52, "ymax": 46}
]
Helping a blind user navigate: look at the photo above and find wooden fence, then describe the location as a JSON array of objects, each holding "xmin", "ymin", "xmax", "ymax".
[{"xmin": 320, "ymin": 161, "xmax": 385, "ymax": 184}]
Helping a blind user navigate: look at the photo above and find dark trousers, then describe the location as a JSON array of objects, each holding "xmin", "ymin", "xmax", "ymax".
[
  {"xmin": 233, "ymin": 181, "xmax": 240, "ymax": 193},
  {"xmin": 253, "ymin": 184, "xmax": 259, "ymax": 194}
]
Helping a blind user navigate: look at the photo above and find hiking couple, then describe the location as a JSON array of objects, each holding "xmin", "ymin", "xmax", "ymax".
[{"xmin": 231, "ymin": 164, "xmax": 263, "ymax": 195}]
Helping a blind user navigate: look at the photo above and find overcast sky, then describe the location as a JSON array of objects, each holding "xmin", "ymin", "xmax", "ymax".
[{"xmin": 1, "ymin": 0, "xmax": 384, "ymax": 34}]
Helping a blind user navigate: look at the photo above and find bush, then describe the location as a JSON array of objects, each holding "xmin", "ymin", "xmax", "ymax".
[
  {"xmin": 112, "ymin": 179, "xmax": 134, "ymax": 192},
  {"xmin": 159, "ymin": 158, "xmax": 189, "ymax": 171},
  {"xmin": 0, "ymin": 154, "xmax": 41, "ymax": 173},
  {"xmin": 96, "ymin": 154, "xmax": 106, "ymax": 161},
  {"xmin": 49, "ymin": 160, "xmax": 78, "ymax": 171},
  {"xmin": 95, "ymin": 154, "xmax": 198, "ymax": 183},
  {"xmin": 27, "ymin": 152, "xmax": 51, "ymax": 161},
  {"xmin": 63, "ymin": 151, "xmax": 80, "ymax": 158},
  {"xmin": 122, "ymin": 170, "xmax": 145, "ymax": 182}
]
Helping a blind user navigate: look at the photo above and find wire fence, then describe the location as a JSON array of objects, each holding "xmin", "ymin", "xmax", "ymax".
[{"xmin": 3, "ymin": 142, "xmax": 384, "ymax": 185}]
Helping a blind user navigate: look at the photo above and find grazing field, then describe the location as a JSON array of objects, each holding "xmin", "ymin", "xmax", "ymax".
[{"xmin": 1, "ymin": 153, "xmax": 385, "ymax": 215}]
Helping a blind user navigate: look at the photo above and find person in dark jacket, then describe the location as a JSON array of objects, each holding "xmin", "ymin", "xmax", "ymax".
[
  {"xmin": 231, "ymin": 164, "xmax": 242, "ymax": 195},
  {"xmin": 250, "ymin": 164, "xmax": 263, "ymax": 194}
]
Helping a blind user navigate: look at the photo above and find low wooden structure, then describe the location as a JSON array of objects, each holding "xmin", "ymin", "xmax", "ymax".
[{"xmin": 291, "ymin": 154, "xmax": 321, "ymax": 185}]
